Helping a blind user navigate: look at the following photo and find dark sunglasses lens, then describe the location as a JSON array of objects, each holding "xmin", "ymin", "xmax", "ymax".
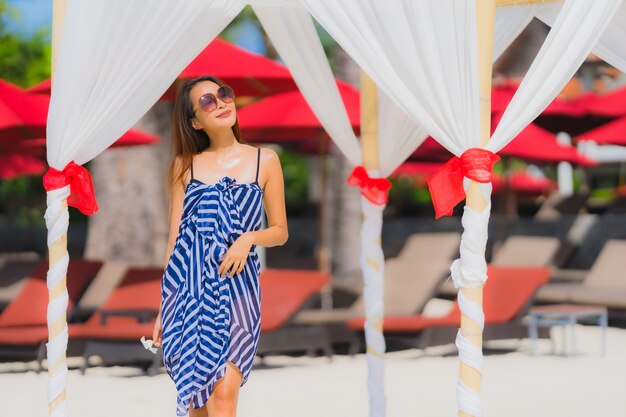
[
  {"xmin": 218, "ymin": 85, "xmax": 234, "ymax": 102},
  {"xmin": 199, "ymin": 94, "xmax": 217, "ymax": 111}
]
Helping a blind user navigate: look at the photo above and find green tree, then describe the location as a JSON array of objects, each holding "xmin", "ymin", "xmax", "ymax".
[{"xmin": 0, "ymin": 0, "xmax": 51, "ymax": 87}]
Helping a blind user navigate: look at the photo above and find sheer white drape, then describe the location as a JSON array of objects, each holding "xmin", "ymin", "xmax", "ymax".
[
  {"xmin": 47, "ymin": 0, "xmax": 243, "ymax": 167},
  {"xmin": 298, "ymin": 1, "xmax": 623, "ymax": 416},
  {"xmin": 488, "ymin": 0, "xmax": 623, "ymax": 153},
  {"xmin": 300, "ymin": 0, "xmax": 482, "ymax": 157},
  {"xmin": 45, "ymin": 2, "xmax": 243, "ymax": 416},
  {"xmin": 534, "ymin": 0, "xmax": 626, "ymax": 73},
  {"xmin": 251, "ymin": 1, "xmax": 361, "ymax": 166}
]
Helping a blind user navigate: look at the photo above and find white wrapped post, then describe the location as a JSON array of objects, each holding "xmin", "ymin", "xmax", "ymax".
[
  {"xmin": 359, "ymin": 192, "xmax": 387, "ymax": 417},
  {"xmin": 44, "ymin": 184, "xmax": 71, "ymax": 417}
]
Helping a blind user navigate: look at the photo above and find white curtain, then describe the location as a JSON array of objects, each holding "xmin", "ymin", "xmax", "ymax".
[
  {"xmin": 488, "ymin": 0, "xmax": 623, "ymax": 153},
  {"xmin": 493, "ymin": 5, "xmax": 535, "ymax": 61},
  {"xmin": 300, "ymin": 0, "xmax": 482, "ymax": 158},
  {"xmin": 376, "ymin": 2, "xmax": 540, "ymax": 179},
  {"xmin": 47, "ymin": 0, "xmax": 243, "ymax": 166},
  {"xmin": 299, "ymin": 2, "xmax": 482, "ymax": 416},
  {"xmin": 299, "ymin": 1, "xmax": 623, "ymax": 416},
  {"xmin": 45, "ymin": 2, "xmax": 242, "ymax": 417},
  {"xmin": 250, "ymin": 1, "xmax": 362, "ymax": 166},
  {"xmin": 534, "ymin": 0, "xmax": 626, "ymax": 73}
]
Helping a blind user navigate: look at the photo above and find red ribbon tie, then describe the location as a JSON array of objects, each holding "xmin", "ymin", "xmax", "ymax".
[
  {"xmin": 347, "ymin": 165, "xmax": 391, "ymax": 205},
  {"xmin": 43, "ymin": 160, "xmax": 99, "ymax": 215},
  {"xmin": 426, "ymin": 148, "xmax": 500, "ymax": 219}
]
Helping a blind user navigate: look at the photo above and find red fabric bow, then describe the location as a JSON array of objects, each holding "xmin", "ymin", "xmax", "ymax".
[
  {"xmin": 426, "ymin": 148, "xmax": 500, "ymax": 219},
  {"xmin": 43, "ymin": 160, "xmax": 99, "ymax": 215},
  {"xmin": 347, "ymin": 165, "xmax": 392, "ymax": 205}
]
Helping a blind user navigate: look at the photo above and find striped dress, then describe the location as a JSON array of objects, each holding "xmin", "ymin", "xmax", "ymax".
[{"xmin": 161, "ymin": 147, "xmax": 263, "ymax": 416}]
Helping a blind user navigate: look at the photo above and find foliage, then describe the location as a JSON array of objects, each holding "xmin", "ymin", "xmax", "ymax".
[
  {"xmin": 0, "ymin": 1, "xmax": 51, "ymax": 87},
  {"xmin": 0, "ymin": 1, "xmax": 50, "ymax": 226},
  {"xmin": 274, "ymin": 146, "xmax": 310, "ymax": 215}
]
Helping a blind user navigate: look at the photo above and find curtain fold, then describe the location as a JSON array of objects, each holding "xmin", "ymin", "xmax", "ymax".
[
  {"xmin": 300, "ymin": 0, "xmax": 482, "ymax": 157},
  {"xmin": 489, "ymin": 0, "xmax": 623, "ymax": 153},
  {"xmin": 44, "ymin": 2, "xmax": 243, "ymax": 417},
  {"xmin": 251, "ymin": 1, "xmax": 361, "ymax": 166},
  {"xmin": 534, "ymin": 0, "xmax": 626, "ymax": 73},
  {"xmin": 47, "ymin": 0, "xmax": 244, "ymax": 167}
]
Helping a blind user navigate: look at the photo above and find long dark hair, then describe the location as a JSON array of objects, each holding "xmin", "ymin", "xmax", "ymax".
[{"xmin": 167, "ymin": 75, "xmax": 247, "ymax": 193}]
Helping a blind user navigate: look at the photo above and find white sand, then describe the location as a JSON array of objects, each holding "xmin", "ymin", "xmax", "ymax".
[{"xmin": 1, "ymin": 323, "xmax": 625, "ymax": 417}]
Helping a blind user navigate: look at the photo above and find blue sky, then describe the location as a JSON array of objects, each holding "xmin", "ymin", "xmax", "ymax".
[
  {"xmin": 2, "ymin": 0, "xmax": 265, "ymax": 54},
  {"xmin": 3, "ymin": 0, "xmax": 52, "ymax": 38}
]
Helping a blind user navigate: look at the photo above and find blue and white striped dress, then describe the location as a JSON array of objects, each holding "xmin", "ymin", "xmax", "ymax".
[{"xmin": 161, "ymin": 149, "xmax": 263, "ymax": 416}]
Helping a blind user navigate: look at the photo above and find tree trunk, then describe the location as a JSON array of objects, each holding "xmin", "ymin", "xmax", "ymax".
[
  {"xmin": 84, "ymin": 101, "xmax": 174, "ymax": 266},
  {"xmin": 328, "ymin": 44, "xmax": 363, "ymax": 292}
]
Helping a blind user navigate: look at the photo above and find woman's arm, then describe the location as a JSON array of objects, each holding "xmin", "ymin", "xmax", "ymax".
[
  {"xmin": 246, "ymin": 147, "xmax": 288, "ymax": 248},
  {"xmin": 163, "ymin": 156, "xmax": 186, "ymax": 273}
]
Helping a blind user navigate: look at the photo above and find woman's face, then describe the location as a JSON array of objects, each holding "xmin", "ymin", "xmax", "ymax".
[{"xmin": 189, "ymin": 80, "xmax": 237, "ymax": 133}]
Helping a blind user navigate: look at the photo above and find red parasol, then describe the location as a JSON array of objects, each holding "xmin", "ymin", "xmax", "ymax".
[
  {"xmin": 0, "ymin": 129, "xmax": 160, "ymax": 157},
  {"xmin": 0, "ymin": 80, "xmax": 49, "ymax": 140},
  {"xmin": 237, "ymin": 81, "xmax": 360, "ymax": 142},
  {"xmin": 494, "ymin": 113, "xmax": 597, "ymax": 166},
  {"xmin": 584, "ymin": 85, "xmax": 626, "ymax": 117},
  {"xmin": 575, "ymin": 115, "xmax": 626, "ymax": 146},
  {"xmin": 492, "ymin": 171, "xmax": 556, "ymax": 195},
  {"xmin": 27, "ymin": 39, "xmax": 297, "ymax": 99},
  {"xmin": 0, "ymin": 154, "xmax": 47, "ymax": 179}
]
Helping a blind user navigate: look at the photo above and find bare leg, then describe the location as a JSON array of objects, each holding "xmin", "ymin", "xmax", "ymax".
[{"xmin": 207, "ymin": 361, "xmax": 243, "ymax": 417}]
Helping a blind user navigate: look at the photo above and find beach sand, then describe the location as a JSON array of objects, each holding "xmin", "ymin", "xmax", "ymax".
[{"xmin": 1, "ymin": 323, "xmax": 624, "ymax": 417}]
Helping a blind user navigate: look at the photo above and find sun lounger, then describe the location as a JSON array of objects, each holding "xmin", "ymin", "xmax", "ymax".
[
  {"xmin": 439, "ymin": 235, "xmax": 559, "ymax": 297},
  {"xmin": 257, "ymin": 268, "xmax": 333, "ymax": 358},
  {"xmin": 535, "ymin": 239, "xmax": 626, "ymax": 311},
  {"xmin": 0, "ymin": 258, "xmax": 103, "ymax": 363},
  {"xmin": 347, "ymin": 266, "xmax": 551, "ymax": 353},
  {"xmin": 69, "ymin": 266, "xmax": 163, "ymax": 374},
  {"xmin": 291, "ymin": 233, "xmax": 461, "ymax": 345},
  {"xmin": 0, "ymin": 258, "xmax": 102, "ymax": 328},
  {"xmin": 0, "ymin": 252, "xmax": 42, "ymax": 312}
]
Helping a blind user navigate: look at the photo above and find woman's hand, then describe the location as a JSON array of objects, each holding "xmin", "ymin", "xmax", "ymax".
[
  {"xmin": 218, "ymin": 232, "xmax": 254, "ymax": 278},
  {"xmin": 152, "ymin": 309, "xmax": 163, "ymax": 348}
]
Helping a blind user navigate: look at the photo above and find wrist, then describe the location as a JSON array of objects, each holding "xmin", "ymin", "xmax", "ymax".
[{"xmin": 244, "ymin": 231, "xmax": 255, "ymax": 245}]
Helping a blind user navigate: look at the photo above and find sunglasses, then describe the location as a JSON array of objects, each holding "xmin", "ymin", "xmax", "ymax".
[{"xmin": 196, "ymin": 85, "xmax": 235, "ymax": 114}]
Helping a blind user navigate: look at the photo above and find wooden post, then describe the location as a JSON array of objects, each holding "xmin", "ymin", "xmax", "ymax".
[
  {"xmin": 458, "ymin": 1, "xmax": 495, "ymax": 416},
  {"xmin": 360, "ymin": 69, "xmax": 386, "ymax": 417},
  {"xmin": 48, "ymin": 1, "xmax": 69, "ymax": 416}
]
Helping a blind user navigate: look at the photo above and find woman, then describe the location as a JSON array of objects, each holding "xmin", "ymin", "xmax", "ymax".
[{"xmin": 152, "ymin": 75, "xmax": 288, "ymax": 417}]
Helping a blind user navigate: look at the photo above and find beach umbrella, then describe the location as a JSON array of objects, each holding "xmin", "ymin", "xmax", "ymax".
[
  {"xmin": 237, "ymin": 81, "xmax": 360, "ymax": 141},
  {"xmin": 495, "ymin": 117, "xmax": 598, "ymax": 166},
  {"xmin": 492, "ymin": 171, "xmax": 556, "ymax": 196},
  {"xmin": 585, "ymin": 84, "xmax": 626, "ymax": 117},
  {"xmin": 0, "ymin": 80, "xmax": 49, "ymax": 140},
  {"xmin": 411, "ymin": 122, "xmax": 597, "ymax": 166},
  {"xmin": 173, "ymin": 38, "xmax": 297, "ymax": 96},
  {"xmin": 26, "ymin": 78, "xmax": 51, "ymax": 95},
  {"xmin": 0, "ymin": 128, "xmax": 160, "ymax": 157},
  {"xmin": 0, "ymin": 154, "xmax": 47, "ymax": 179},
  {"xmin": 27, "ymin": 38, "xmax": 299, "ymax": 100},
  {"xmin": 575, "ymin": 115, "xmax": 626, "ymax": 146}
]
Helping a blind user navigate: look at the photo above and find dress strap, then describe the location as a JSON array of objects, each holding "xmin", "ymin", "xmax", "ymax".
[
  {"xmin": 190, "ymin": 157, "xmax": 194, "ymax": 181},
  {"xmin": 254, "ymin": 147, "xmax": 261, "ymax": 184}
]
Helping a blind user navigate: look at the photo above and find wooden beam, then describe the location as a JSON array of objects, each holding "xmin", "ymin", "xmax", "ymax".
[{"xmin": 496, "ymin": 0, "xmax": 561, "ymax": 7}]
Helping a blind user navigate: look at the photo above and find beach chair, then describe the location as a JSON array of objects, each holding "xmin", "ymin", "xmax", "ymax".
[
  {"xmin": 0, "ymin": 258, "xmax": 102, "ymax": 328},
  {"xmin": 438, "ymin": 235, "xmax": 559, "ymax": 297},
  {"xmin": 0, "ymin": 252, "xmax": 41, "ymax": 312},
  {"xmin": 347, "ymin": 265, "xmax": 551, "ymax": 354},
  {"xmin": 291, "ymin": 233, "xmax": 461, "ymax": 345},
  {"xmin": 535, "ymin": 239, "xmax": 626, "ymax": 310},
  {"xmin": 0, "ymin": 258, "xmax": 102, "ymax": 362},
  {"xmin": 257, "ymin": 268, "xmax": 334, "ymax": 358},
  {"xmin": 68, "ymin": 266, "xmax": 163, "ymax": 375}
]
